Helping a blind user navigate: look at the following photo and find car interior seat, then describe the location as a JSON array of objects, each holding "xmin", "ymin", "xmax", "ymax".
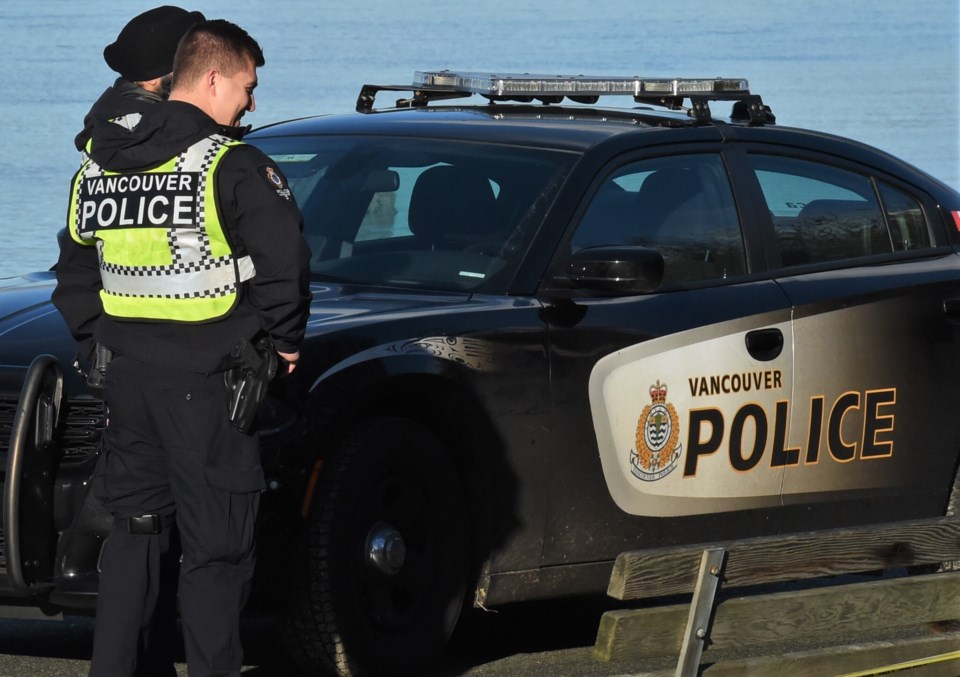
[
  {"xmin": 637, "ymin": 167, "xmax": 737, "ymax": 283},
  {"xmin": 635, "ymin": 167, "xmax": 705, "ymax": 236},
  {"xmin": 791, "ymin": 199, "xmax": 890, "ymax": 263},
  {"xmin": 408, "ymin": 165, "xmax": 499, "ymax": 251}
]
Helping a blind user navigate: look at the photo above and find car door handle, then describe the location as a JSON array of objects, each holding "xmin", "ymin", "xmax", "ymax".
[
  {"xmin": 943, "ymin": 298, "xmax": 960, "ymax": 318},
  {"xmin": 745, "ymin": 328, "xmax": 784, "ymax": 362}
]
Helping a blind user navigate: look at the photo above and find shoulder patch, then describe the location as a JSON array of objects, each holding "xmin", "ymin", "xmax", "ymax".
[{"xmin": 260, "ymin": 164, "xmax": 293, "ymax": 201}]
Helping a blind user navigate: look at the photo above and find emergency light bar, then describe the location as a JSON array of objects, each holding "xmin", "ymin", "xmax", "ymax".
[
  {"xmin": 356, "ymin": 70, "xmax": 773, "ymax": 125},
  {"xmin": 413, "ymin": 71, "xmax": 750, "ymax": 99}
]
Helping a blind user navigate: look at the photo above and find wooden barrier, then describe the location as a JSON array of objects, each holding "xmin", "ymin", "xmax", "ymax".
[
  {"xmin": 594, "ymin": 516, "xmax": 960, "ymax": 675},
  {"xmin": 596, "ymin": 571, "xmax": 960, "ymax": 661},
  {"xmin": 607, "ymin": 518, "xmax": 960, "ymax": 602}
]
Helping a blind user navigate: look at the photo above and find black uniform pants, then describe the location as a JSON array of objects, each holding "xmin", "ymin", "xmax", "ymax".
[{"xmin": 89, "ymin": 355, "xmax": 265, "ymax": 677}]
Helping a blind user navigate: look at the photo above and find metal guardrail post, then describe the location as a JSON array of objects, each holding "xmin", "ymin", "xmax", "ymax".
[{"xmin": 675, "ymin": 547, "xmax": 726, "ymax": 677}]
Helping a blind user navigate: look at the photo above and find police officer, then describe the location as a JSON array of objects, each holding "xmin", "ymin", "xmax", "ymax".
[
  {"xmin": 76, "ymin": 6, "xmax": 205, "ymax": 155},
  {"xmin": 53, "ymin": 18, "xmax": 311, "ymax": 677}
]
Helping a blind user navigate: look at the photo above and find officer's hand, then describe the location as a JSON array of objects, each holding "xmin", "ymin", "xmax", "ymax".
[{"xmin": 278, "ymin": 350, "xmax": 299, "ymax": 375}]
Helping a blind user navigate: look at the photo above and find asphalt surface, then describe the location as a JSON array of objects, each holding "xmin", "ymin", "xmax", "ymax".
[
  {"xmin": 0, "ymin": 595, "xmax": 652, "ymax": 677},
  {"xmin": 0, "ymin": 597, "xmax": 602, "ymax": 676},
  {"xmin": 0, "ymin": 593, "xmax": 957, "ymax": 676}
]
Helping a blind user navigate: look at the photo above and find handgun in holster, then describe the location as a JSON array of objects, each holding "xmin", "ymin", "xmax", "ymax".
[
  {"xmin": 85, "ymin": 343, "xmax": 114, "ymax": 390},
  {"xmin": 223, "ymin": 337, "xmax": 278, "ymax": 433}
]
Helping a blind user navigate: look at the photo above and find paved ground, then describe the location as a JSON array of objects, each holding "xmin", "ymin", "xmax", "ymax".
[
  {"xmin": 0, "ymin": 596, "xmax": 643, "ymax": 677},
  {"xmin": 0, "ymin": 593, "xmax": 957, "ymax": 676}
]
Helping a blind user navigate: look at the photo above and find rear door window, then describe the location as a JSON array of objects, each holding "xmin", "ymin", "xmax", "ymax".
[
  {"xmin": 749, "ymin": 155, "xmax": 932, "ymax": 267},
  {"xmin": 877, "ymin": 181, "xmax": 931, "ymax": 251}
]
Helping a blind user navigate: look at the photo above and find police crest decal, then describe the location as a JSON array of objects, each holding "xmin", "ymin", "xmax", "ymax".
[{"xmin": 630, "ymin": 380, "xmax": 682, "ymax": 481}]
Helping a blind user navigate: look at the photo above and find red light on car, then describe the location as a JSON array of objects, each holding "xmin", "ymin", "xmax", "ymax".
[{"xmin": 953, "ymin": 211, "xmax": 960, "ymax": 232}]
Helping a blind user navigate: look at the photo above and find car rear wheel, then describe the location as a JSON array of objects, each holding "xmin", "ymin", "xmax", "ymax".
[{"xmin": 283, "ymin": 416, "xmax": 470, "ymax": 676}]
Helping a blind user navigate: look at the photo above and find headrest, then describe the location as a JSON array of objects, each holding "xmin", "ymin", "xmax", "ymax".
[
  {"xmin": 636, "ymin": 167, "xmax": 704, "ymax": 230},
  {"xmin": 409, "ymin": 166, "xmax": 498, "ymax": 245},
  {"xmin": 797, "ymin": 199, "xmax": 875, "ymax": 223}
]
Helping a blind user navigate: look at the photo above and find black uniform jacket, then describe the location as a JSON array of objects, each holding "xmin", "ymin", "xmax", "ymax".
[
  {"xmin": 53, "ymin": 101, "xmax": 312, "ymax": 373},
  {"xmin": 74, "ymin": 78, "xmax": 165, "ymax": 153}
]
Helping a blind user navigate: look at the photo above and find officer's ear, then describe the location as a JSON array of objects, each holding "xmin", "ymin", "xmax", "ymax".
[
  {"xmin": 207, "ymin": 69, "xmax": 222, "ymax": 94},
  {"xmin": 139, "ymin": 77, "xmax": 165, "ymax": 94}
]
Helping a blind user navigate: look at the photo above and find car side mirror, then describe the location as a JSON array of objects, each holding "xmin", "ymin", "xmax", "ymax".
[{"xmin": 555, "ymin": 246, "xmax": 664, "ymax": 295}]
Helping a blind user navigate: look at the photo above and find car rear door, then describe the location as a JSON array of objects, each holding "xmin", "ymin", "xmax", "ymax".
[
  {"xmin": 739, "ymin": 148, "xmax": 960, "ymax": 532},
  {"xmin": 537, "ymin": 145, "xmax": 795, "ymax": 566}
]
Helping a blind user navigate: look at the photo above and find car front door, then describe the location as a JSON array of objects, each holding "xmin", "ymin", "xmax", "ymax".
[{"xmin": 538, "ymin": 147, "xmax": 794, "ymax": 567}]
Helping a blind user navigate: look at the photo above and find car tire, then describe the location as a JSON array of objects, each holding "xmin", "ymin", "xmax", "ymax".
[{"xmin": 282, "ymin": 416, "xmax": 470, "ymax": 676}]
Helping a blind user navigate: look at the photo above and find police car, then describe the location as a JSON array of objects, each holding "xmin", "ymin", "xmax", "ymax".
[{"xmin": 1, "ymin": 71, "xmax": 960, "ymax": 676}]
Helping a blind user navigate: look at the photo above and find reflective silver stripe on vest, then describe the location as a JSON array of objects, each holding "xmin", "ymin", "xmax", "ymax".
[
  {"xmin": 84, "ymin": 135, "xmax": 256, "ymax": 299},
  {"xmin": 97, "ymin": 241, "xmax": 255, "ymax": 298}
]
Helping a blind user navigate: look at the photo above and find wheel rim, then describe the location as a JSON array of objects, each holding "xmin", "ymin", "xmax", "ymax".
[
  {"xmin": 356, "ymin": 473, "xmax": 442, "ymax": 630},
  {"xmin": 366, "ymin": 521, "xmax": 407, "ymax": 575}
]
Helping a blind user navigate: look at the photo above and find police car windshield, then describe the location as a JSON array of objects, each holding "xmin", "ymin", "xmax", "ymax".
[{"xmin": 250, "ymin": 135, "xmax": 576, "ymax": 293}]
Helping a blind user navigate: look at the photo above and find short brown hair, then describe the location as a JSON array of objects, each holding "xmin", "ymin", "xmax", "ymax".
[{"xmin": 171, "ymin": 19, "xmax": 265, "ymax": 88}]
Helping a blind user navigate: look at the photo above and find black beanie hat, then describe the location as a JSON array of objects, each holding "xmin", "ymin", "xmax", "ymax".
[{"xmin": 103, "ymin": 6, "xmax": 205, "ymax": 82}]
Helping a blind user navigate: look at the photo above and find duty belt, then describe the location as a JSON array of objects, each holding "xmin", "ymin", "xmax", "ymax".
[{"xmin": 126, "ymin": 513, "xmax": 175, "ymax": 535}]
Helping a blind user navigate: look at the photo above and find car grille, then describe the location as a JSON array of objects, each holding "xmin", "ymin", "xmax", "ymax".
[
  {"xmin": 0, "ymin": 395, "xmax": 15, "ymax": 571},
  {"xmin": 0, "ymin": 395, "xmax": 105, "ymax": 462},
  {"xmin": 0, "ymin": 396, "xmax": 16, "ymax": 459},
  {"xmin": 59, "ymin": 399, "xmax": 106, "ymax": 460}
]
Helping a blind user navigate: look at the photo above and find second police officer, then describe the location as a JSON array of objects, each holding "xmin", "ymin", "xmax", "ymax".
[
  {"xmin": 76, "ymin": 5, "xmax": 206, "ymax": 157},
  {"xmin": 71, "ymin": 8, "xmax": 205, "ymax": 676}
]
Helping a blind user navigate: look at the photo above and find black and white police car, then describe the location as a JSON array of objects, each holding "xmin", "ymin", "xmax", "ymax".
[{"xmin": 1, "ymin": 71, "xmax": 960, "ymax": 676}]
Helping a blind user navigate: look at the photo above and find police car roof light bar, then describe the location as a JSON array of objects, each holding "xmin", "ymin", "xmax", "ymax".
[
  {"xmin": 413, "ymin": 71, "xmax": 749, "ymax": 99},
  {"xmin": 357, "ymin": 71, "xmax": 772, "ymax": 124}
]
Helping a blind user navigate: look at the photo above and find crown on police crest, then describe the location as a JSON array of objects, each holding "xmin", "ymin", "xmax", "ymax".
[{"xmin": 649, "ymin": 380, "xmax": 667, "ymax": 404}]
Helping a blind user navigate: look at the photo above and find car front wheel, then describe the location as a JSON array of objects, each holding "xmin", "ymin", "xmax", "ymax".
[{"xmin": 283, "ymin": 416, "xmax": 470, "ymax": 676}]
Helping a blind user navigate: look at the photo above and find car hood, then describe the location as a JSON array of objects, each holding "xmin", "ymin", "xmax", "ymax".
[
  {"xmin": 0, "ymin": 272, "xmax": 64, "ymax": 330},
  {"xmin": 0, "ymin": 275, "xmax": 523, "ymax": 394},
  {"xmin": 0, "ymin": 276, "xmax": 500, "ymax": 360},
  {"xmin": 0, "ymin": 275, "xmax": 484, "ymax": 361},
  {"xmin": 0, "ymin": 272, "xmax": 82, "ymax": 391},
  {"xmin": 305, "ymin": 282, "xmax": 479, "ymax": 330}
]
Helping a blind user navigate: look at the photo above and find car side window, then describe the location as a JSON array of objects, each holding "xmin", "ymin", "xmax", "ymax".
[
  {"xmin": 571, "ymin": 154, "xmax": 745, "ymax": 286},
  {"xmin": 877, "ymin": 181, "xmax": 931, "ymax": 250},
  {"xmin": 750, "ymin": 155, "xmax": 928, "ymax": 267}
]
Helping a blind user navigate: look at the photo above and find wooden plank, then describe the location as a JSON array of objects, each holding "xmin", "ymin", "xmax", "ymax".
[
  {"xmin": 609, "ymin": 518, "xmax": 960, "ymax": 601},
  {"xmin": 701, "ymin": 633, "xmax": 960, "ymax": 677},
  {"xmin": 595, "ymin": 571, "xmax": 960, "ymax": 663},
  {"xmin": 633, "ymin": 632, "xmax": 960, "ymax": 677},
  {"xmin": 595, "ymin": 605, "xmax": 707, "ymax": 662}
]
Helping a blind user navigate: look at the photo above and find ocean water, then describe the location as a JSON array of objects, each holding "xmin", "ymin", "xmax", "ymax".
[{"xmin": 0, "ymin": 0, "xmax": 957, "ymax": 277}]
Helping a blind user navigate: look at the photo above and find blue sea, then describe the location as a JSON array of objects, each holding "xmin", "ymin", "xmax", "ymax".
[{"xmin": 1, "ymin": 0, "xmax": 957, "ymax": 278}]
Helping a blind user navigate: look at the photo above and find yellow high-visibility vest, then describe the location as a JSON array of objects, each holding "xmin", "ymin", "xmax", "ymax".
[{"xmin": 68, "ymin": 134, "xmax": 255, "ymax": 323}]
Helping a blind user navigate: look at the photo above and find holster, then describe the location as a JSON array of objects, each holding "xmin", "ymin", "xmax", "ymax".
[
  {"xmin": 85, "ymin": 343, "xmax": 114, "ymax": 389},
  {"xmin": 223, "ymin": 337, "xmax": 278, "ymax": 433}
]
